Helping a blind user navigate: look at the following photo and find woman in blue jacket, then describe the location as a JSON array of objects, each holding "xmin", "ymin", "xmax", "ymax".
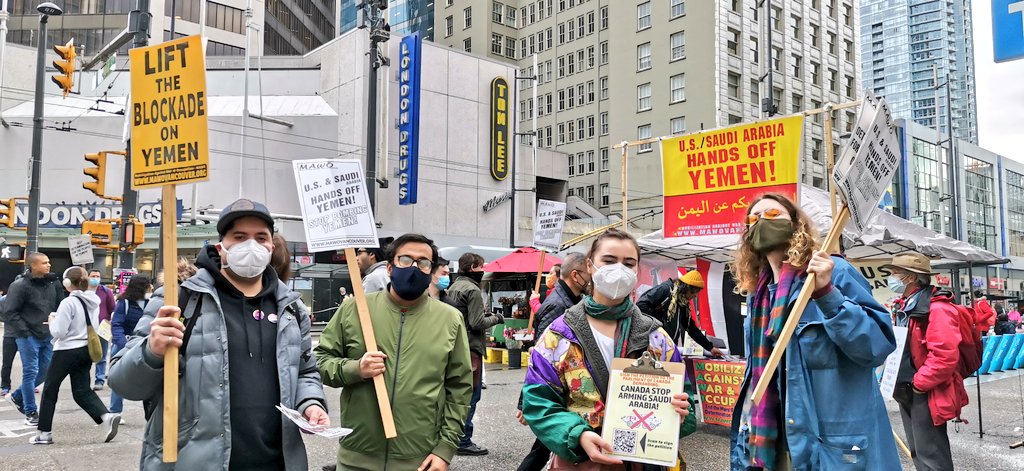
[
  {"xmin": 728, "ymin": 194, "xmax": 900, "ymax": 470},
  {"xmin": 108, "ymin": 274, "xmax": 151, "ymax": 415}
]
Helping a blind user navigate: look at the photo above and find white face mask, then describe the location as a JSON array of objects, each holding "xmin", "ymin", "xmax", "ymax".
[
  {"xmin": 221, "ymin": 238, "xmax": 271, "ymax": 279},
  {"xmin": 591, "ymin": 262, "xmax": 638, "ymax": 300}
]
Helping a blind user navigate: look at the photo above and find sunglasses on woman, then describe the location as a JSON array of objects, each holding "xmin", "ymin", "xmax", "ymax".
[{"xmin": 746, "ymin": 208, "xmax": 789, "ymax": 226}]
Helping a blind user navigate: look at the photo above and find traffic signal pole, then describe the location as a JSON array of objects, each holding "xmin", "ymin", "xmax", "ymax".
[
  {"xmin": 119, "ymin": 0, "xmax": 150, "ymax": 269},
  {"xmin": 26, "ymin": 11, "xmax": 53, "ymax": 254}
]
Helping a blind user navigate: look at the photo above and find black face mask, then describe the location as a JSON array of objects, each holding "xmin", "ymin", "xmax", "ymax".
[
  {"xmin": 391, "ymin": 266, "xmax": 431, "ymax": 301},
  {"xmin": 466, "ymin": 271, "xmax": 484, "ymax": 284}
]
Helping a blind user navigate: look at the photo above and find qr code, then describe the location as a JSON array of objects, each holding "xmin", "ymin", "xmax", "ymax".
[{"xmin": 612, "ymin": 428, "xmax": 636, "ymax": 455}]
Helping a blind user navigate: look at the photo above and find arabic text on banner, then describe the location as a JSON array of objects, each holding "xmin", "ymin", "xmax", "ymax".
[
  {"xmin": 692, "ymin": 359, "xmax": 745, "ymax": 428},
  {"xmin": 129, "ymin": 35, "xmax": 209, "ymax": 189},
  {"xmin": 660, "ymin": 116, "xmax": 803, "ymax": 237},
  {"xmin": 292, "ymin": 159, "xmax": 379, "ymax": 252}
]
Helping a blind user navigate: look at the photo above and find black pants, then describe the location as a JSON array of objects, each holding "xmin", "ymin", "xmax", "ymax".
[
  {"xmin": 1, "ymin": 336, "xmax": 16, "ymax": 389},
  {"xmin": 516, "ymin": 438, "xmax": 552, "ymax": 471},
  {"xmin": 899, "ymin": 390, "xmax": 953, "ymax": 471},
  {"xmin": 38, "ymin": 346, "xmax": 108, "ymax": 432}
]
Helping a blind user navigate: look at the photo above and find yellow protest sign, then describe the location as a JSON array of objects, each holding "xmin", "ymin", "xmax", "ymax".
[{"xmin": 129, "ymin": 35, "xmax": 209, "ymax": 189}]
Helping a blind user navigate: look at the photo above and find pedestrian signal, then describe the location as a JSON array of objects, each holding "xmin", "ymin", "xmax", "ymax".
[{"xmin": 52, "ymin": 38, "xmax": 76, "ymax": 98}]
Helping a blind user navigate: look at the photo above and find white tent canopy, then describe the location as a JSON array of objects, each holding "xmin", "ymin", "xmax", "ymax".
[{"xmin": 638, "ymin": 184, "xmax": 1007, "ymax": 265}]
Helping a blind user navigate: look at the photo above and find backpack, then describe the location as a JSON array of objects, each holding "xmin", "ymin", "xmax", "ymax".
[{"xmin": 929, "ymin": 290, "xmax": 983, "ymax": 378}]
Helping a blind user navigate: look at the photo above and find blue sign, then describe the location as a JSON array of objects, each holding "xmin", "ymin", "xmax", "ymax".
[
  {"xmin": 993, "ymin": 0, "xmax": 1024, "ymax": 62},
  {"xmin": 12, "ymin": 200, "xmax": 184, "ymax": 229},
  {"xmin": 397, "ymin": 33, "xmax": 422, "ymax": 205}
]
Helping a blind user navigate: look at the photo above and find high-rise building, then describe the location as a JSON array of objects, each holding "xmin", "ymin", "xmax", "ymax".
[
  {"xmin": 860, "ymin": 0, "xmax": 978, "ymax": 144},
  {"xmin": 434, "ymin": 0, "xmax": 860, "ymax": 230},
  {"xmin": 264, "ymin": 0, "xmax": 337, "ymax": 55},
  {"xmin": 336, "ymin": 0, "xmax": 434, "ymax": 39}
]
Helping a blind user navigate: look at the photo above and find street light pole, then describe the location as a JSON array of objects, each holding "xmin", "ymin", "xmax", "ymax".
[
  {"xmin": 25, "ymin": 2, "xmax": 63, "ymax": 255},
  {"xmin": 362, "ymin": 0, "xmax": 389, "ymax": 215},
  {"xmin": 120, "ymin": 0, "xmax": 150, "ymax": 269}
]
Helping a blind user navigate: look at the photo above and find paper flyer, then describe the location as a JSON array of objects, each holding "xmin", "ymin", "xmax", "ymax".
[
  {"xmin": 276, "ymin": 404, "xmax": 353, "ymax": 439},
  {"xmin": 97, "ymin": 320, "xmax": 112, "ymax": 342},
  {"xmin": 602, "ymin": 354, "xmax": 686, "ymax": 467}
]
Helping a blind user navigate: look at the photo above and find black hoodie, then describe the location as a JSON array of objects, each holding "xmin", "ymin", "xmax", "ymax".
[
  {"xmin": 194, "ymin": 245, "xmax": 284, "ymax": 471},
  {"xmin": 2, "ymin": 273, "xmax": 63, "ymax": 339}
]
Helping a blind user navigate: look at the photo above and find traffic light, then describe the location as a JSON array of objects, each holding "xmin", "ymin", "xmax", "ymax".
[
  {"xmin": 52, "ymin": 38, "xmax": 76, "ymax": 98},
  {"xmin": 82, "ymin": 220, "xmax": 114, "ymax": 245},
  {"xmin": 123, "ymin": 219, "xmax": 145, "ymax": 246},
  {"xmin": 0, "ymin": 198, "xmax": 15, "ymax": 228},
  {"xmin": 84, "ymin": 152, "xmax": 108, "ymax": 197}
]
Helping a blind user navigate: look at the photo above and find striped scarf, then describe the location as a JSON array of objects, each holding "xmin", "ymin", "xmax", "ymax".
[{"xmin": 747, "ymin": 264, "xmax": 801, "ymax": 470}]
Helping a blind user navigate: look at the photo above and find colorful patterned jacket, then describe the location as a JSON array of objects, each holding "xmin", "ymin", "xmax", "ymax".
[{"xmin": 522, "ymin": 301, "xmax": 696, "ymax": 464}]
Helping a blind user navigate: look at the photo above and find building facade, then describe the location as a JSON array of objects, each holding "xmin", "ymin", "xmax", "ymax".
[
  {"xmin": 336, "ymin": 0, "xmax": 434, "ymax": 39},
  {"xmin": 430, "ymin": 0, "xmax": 860, "ymax": 231},
  {"xmin": 860, "ymin": 0, "xmax": 978, "ymax": 144}
]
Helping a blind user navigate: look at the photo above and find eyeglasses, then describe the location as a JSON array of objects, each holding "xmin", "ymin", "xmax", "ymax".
[
  {"xmin": 355, "ymin": 249, "xmax": 368, "ymax": 255},
  {"xmin": 395, "ymin": 255, "xmax": 433, "ymax": 273},
  {"xmin": 746, "ymin": 208, "xmax": 788, "ymax": 226}
]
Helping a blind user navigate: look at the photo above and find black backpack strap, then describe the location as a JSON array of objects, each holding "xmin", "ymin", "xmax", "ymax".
[{"xmin": 179, "ymin": 287, "xmax": 203, "ymax": 353}]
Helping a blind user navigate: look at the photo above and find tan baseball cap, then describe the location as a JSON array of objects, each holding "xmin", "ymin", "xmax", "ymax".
[{"xmin": 882, "ymin": 251, "xmax": 937, "ymax": 275}]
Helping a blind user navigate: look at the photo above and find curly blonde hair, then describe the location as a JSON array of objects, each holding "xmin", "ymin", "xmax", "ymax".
[{"xmin": 729, "ymin": 193, "xmax": 820, "ymax": 295}]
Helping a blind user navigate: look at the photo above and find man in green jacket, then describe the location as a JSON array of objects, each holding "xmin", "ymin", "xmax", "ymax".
[{"xmin": 316, "ymin": 233, "xmax": 473, "ymax": 471}]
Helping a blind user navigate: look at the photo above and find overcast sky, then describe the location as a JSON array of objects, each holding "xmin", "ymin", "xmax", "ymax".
[{"xmin": 972, "ymin": 1, "xmax": 1024, "ymax": 162}]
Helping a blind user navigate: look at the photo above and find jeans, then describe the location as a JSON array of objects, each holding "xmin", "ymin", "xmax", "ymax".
[
  {"xmin": 108, "ymin": 344, "xmax": 124, "ymax": 413},
  {"xmin": 38, "ymin": 346, "xmax": 108, "ymax": 432},
  {"xmin": 2, "ymin": 336, "xmax": 17, "ymax": 390},
  {"xmin": 459, "ymin": 352, "xmax": 483, "ymax": 448},
  {"xmin": 13, "ymin": 335, "xmax": 53, "ymax": 415},
  {"xmin": 93, "ymin": 338, "xmax": 108, "ymax": 384}
]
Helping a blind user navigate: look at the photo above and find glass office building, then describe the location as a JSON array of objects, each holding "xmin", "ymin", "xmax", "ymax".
[{"xmin": 338, "ymin": 0, "xmax": 434, "ymax": 39}]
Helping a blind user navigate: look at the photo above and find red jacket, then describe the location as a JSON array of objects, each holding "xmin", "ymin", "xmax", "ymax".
[
  {"xmin": 974, "ymin": 298, "xmax": 996, "ymax": 332},
  {"xmin": 904, "ymin": 288, "xmax": 969, "ymax": 426}
]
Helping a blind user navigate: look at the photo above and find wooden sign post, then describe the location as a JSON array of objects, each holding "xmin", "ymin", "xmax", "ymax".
[
  {"xmin": 527, "ymin": 250, "xmax": 546, "ymax": 336},
  {"xmin": 291, "ymin": 158, "xmax": 394, "ymax": 438},
  {"xmin": 129, "ymin": 35, "xmax": 211, "ymax": 462}
]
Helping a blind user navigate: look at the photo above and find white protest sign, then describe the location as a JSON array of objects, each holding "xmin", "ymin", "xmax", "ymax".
[
  {"xmin": 879, "ymin": 325, "xmax": 909, "ymax": 399},
  {"xmin": 832, "ymin": 94, "xmax": 901, "ymax": 232},
  {"xmin": 532, "ymin": 199, "xmax": 567, "ymax": 251},
  {"xmin": 293, "ymin": 159, "xmax": 379, "ymax": 252},
  {"xmin": 68, "ymin": 235, "xmax": 95, "ymax": 265}
]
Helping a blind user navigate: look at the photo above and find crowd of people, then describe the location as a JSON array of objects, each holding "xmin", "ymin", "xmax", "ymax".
[{"xmin": 0, "ymin": 193, "xmax": 1014, "ymax": 470}]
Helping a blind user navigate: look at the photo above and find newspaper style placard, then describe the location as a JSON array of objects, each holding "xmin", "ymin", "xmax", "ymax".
[
  {"xmin": 276, "ymin": 404, "xmax": 353, "ymax": 439},
  {"xmin": 832, "ymin": 93, "xmax": 901, "ymax": 233},
  {"xmin": 292, "ymin": 159, "xmax": 379, "ymax": 252},
  {"xmin": 602, "ymin": 353, "xmax": 686, "ymax": 467},
  {"xmin": 68, "ymin": 235, "xmax": 95, "ymax": 265},
  {"xmin": 878, "ymin": 325, "xmax": 909, "ymax": 399},
  {"xmin": 533, "ymin": 199, "xmax": 567, "ymax": 251}
]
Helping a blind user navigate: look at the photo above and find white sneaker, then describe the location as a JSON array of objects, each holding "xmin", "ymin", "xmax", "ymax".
[{"xmin": 103, "ymin": 414, "xmax": 121, "ymax": 443}]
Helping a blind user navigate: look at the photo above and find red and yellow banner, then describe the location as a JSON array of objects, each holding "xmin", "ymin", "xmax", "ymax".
[
  {"xmin": 661, "ymin": 116, "xmax": 803, "ymax": 237},
  {"xmin": 692, "ymin": 359, "xmax": 745, "ymax": 428}
]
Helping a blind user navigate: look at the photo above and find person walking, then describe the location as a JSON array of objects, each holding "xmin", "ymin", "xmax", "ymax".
[
  {"xmin": 429, "ymin": 257, "xmax": 451, "ymax": 301},
  {"xmin": 316, "ymin": 233, "xmax": 472, "ymax": 471},
  {"xmin": 521, "ymin": 229, "xmax": 693, "ymax": 469},
  {"xmin": 4, "ymin": 252, "xmax": 63, "ymax": 425},
  {"xmin": 87, "ymin": 270, "xmax": 116, "ymax": 391},
  {"xmin": 637, "ymin": 271, "xmax": 724, "ymax": 357},
  {"xmin": 974, "ymin": 290, "xmax": 996, "ymax": 336},
  {"xmin": 728, "ymin": 193, "xmax": 900, "ymax": 470},
  {"xmin": 1, "ymin": 287, "xmax": 16, "ymax": 397},
  {"xmin": 885, "ymin": 251, "xmax": 967, "ymax": 471},
  {"xmin": 30, "ymin": 266, "xmax": 121, "ymax": 445},
  {"xmin": 107, "ymin": 274, "xmax": 152, "ymax": 416},
  {"xmin": 109, "ymin": 198, "xmax": 328, "ymax": 470},
  {"xmin": 447, "ymin": 252, "xmax": 505, "ymax": 456}
]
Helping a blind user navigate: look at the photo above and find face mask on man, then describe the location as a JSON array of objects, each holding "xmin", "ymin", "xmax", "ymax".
[
  {"xmin": 590, "ymin": 262, "xmax": 638, "ymax": 300},
  {"xmin": 221, "ymin": 238, "xmax": 272, "ymax": 279},
  {"xmin": 888, "ymin": 275, "xmax": 909, "ymax": 294},
  {"xmin": 436, "ymin": 275, "xmax": 451, "ymax": 290},
  {"xmin": 88, "ymin": 278, "xmax": 101, "ymax": 288},
  {"xmin": 392, "ymin": 266, "xmax": 432, "ymax": 300}
]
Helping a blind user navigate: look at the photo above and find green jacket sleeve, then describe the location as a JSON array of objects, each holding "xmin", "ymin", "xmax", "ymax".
[
  {"xmin": 522, "ymin": 382, "xmax": 592, "ymax": 462},
  {"xmin": 433, "ymin": 315, "xmax": 473, "ymax": 463},
  {"xmin": 464, "ymin": 285, "xmax": 502, "ymax": 332},
  {"xmin": 315, "ymin": 300, "xmax": 364, "ymax": 388}
]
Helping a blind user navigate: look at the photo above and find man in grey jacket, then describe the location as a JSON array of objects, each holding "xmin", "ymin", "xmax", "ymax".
[{"xmin": 109, "ymin": 199, "xmax": 328, "ymax": 470}]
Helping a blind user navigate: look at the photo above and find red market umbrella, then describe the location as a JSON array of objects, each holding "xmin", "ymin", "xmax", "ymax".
[{"xmin": 482, "ymin": 247, "xmax": 563, "ymax": 273}]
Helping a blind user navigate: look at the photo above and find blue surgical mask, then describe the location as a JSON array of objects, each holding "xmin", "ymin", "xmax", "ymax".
[
  {"xmin": 88, "ymin": 278, "xmax": 100, "ymax": 287},
  {"xmin": 436, "ymin": 275, "xmax": 451, "ymax": 290},
  {"xmin": 887, "ymin": 275, "xmax": 906, "ymax": 294}
]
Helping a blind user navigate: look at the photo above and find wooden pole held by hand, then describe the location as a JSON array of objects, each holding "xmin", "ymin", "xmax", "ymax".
[
  {"xmin": 750, "ymin": 205, "xmax": 850, "ymax": 404},
  {"xmin": 344, "ymin": 247, "xmax": 397, "ymax": 438},
  {"xmin": 161, "ymin": 184, "xmax": 179, "ymax": 463},
  {"xmin": 527, "ymin": 250, "xmax": 547, "ymax": 335}
]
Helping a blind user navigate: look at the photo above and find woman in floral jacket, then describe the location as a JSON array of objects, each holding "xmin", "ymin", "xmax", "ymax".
[{"xmin": 522, "ymin": 229, "xmax": 694, "ymax": 470}]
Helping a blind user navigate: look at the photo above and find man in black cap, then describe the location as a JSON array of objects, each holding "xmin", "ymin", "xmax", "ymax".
[{"xmin": 109, "ymin": 198, "xmax": 328, "ymax": 470}]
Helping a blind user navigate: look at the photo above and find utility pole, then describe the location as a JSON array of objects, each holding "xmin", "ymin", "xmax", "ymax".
[
  {"xmin": 26, "ymin": 2, "xmax": 63, "ymax": 255},
  {"xmin": 120, "ymin": 0, "xmax": 151, "ymax": 269},
  {"xmin": 759, "ymin": 0, "xmax": 777, "ymax": 118},
  {"xmin": 361, "ymin": 0, "xmax": 389, "ymax": 214},
  {"xmin": 0, "ymin": 0, "xmax": 11, "ymax": 128}
]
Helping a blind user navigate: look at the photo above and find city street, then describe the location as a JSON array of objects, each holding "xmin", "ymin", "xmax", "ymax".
[{"xmin": 1, "ymin": 355, "xmax": 1023, "ymax": 470}]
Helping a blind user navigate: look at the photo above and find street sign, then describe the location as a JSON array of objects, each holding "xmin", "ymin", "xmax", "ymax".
[
  {"xmin": 994, "ymin": 0, "xmax": 1024, "ymax": 63},
  {"xmin": 292, "ymin": 159, "xmax": 380, "ymax": 252},
  {"xmin": 832, "ymin": 95, "xmax": 901, "ymax": 233},
  {"xmin": 532, "ymin": 199, "xmax": 566, "ymax": 251},
  {"xmin": 68, "ymin": 234, "xmax": 95, "ymax": 265},
  {"xmin": 129, "ymin": 35, "xmax": 209, "ymax": 189}
]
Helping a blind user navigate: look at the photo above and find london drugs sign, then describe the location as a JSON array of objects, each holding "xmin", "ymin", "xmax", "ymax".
[{"xmin": 397, "ymin": 33, "xmax": 422, "ymax": 205}]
